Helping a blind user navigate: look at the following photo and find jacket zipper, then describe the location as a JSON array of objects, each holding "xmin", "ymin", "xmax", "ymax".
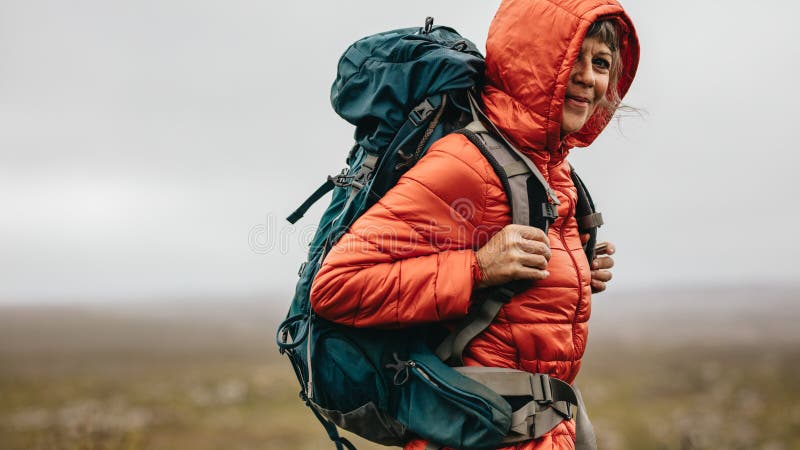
[{"xmin": 558, "ymin": 194, "xmax": 585, "ymax": 356}]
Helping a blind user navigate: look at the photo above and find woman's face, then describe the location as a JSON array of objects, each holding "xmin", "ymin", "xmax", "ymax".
[{"xmin": 561, "ymin": 36, "xmax": 613, "ymax": 137}]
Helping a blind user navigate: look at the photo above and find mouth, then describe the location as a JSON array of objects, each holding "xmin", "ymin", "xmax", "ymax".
[
  {"xmin": 564, "ymin": 94, "xmax": 592, "ymax": 111},
  {"xmin": 565, "ymin": 94, "xmax": 591, "ymax": 104}
]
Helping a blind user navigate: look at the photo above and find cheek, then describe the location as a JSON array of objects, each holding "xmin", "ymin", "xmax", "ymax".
[{"xmin": 595, "ymin": 75, "xmax": 611, "ymax": 100}]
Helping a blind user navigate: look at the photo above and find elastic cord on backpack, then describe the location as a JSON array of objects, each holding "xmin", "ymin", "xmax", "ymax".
[{"xmin": 276, "ymin": 314, "xmax": 309, "ymax": 352}]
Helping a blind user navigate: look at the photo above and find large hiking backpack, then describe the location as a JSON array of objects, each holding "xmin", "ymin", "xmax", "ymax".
[{"xmin": 277, "ymin": 18, "xmax": 602, "ymax": 450}]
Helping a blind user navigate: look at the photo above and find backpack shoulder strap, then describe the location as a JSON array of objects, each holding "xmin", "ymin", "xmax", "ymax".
[
  {"xmin": 569, "ymin": 164, "xmax": 603, "ymax": 262},
  {"xmin": 435, "ymin": 94, "xmax": 603, "ymax": 366},
  {"xmin": 435, "ymin": 107, "xmax": 560, "ymax": 366}
]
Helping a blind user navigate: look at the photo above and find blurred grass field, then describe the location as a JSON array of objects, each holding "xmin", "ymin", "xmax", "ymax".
[{"xmin": 1, "ymin": 287, "xmax": 799, "ymax": 450}]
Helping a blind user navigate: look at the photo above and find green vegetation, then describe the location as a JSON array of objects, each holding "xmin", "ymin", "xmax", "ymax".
[{"xmin": 1, "ymin": 296, "xmax": 798, "ymax": 450}]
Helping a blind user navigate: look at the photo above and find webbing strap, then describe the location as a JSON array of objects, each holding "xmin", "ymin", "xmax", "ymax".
[
  {"xmin": 577, "ymin": 212, "xmax": 604, "ymax": 230},
  {"xmin": 435, "ymin": 288, "xmax": 515, "ymax": 365},
  {"xmin": 573, "ymin": 384, "xmax": 598, "ymax": 450},
  {"xmin": 466, "ymin": 94, "xmax": 560, "ymax": 206},
  {"xmin": 506, "ymin": 401, "xmax": 571, "ymax": 441},
  {"xmin": 287, "ymin": 179, "xmax": 335, "ymax": 224},
  {"xmin": 465, "ymin": 120, "xmax": 486, "ymax": 134},
  {"xmin": 458, "ymin": 128, "xmax": 529, "ymax": 227},
  {"xmin": 297, "ymin": 384, "xmax": 356, "ymax": 450},
  {"xmin": 570, "ymin": 164, "xmax": 601, "ymax": 263},
  {"xmin": 453, "ymin": 367, "xmax": 581, "ymax": 443},
  {"xmin": 453, "ymin": 367, "xmax": 578, "ymax": 405},
  {"xmin": 345, "ymin": 153, "xmax": 380, "ymax": 209},
  {"xmin": 570, "ymin": 165, "xmax": 601, "ymax": 231},
  {"xmin": 503, "ymin": 160, "xmax": 529, "ymax": 178}
]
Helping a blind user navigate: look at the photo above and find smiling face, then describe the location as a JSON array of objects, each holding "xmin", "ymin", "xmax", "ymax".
[{"xmin": 561, "ymin": 36, "xmax": 613, "ymax": 138}]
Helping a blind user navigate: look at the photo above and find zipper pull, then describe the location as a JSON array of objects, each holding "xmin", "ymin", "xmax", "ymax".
[{"xmin": 385, "ymin": 352, "xmax": 415, "ymax": 386}]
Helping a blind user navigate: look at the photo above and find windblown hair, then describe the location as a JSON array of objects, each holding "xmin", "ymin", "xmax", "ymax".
[{"xmin": 585, "ymin": 20, "xmax": 623, "ymax": 117}]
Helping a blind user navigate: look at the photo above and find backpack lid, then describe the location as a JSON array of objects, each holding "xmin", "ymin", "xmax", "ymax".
[{"xmin": 331, "ymin": 24, "xmax": 485, "ymax": 155}]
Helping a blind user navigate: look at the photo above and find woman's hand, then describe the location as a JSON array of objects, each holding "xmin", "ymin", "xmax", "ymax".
[
  {"xmin": 474, "ymin": 224, "xmax": 551, "ymax": 289},
  {"xmin": 581, "ymin": 235, "xmax": 615, "ymax": 293}
]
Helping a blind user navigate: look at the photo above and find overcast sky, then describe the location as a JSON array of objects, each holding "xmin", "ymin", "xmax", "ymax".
[{"xmin": 0, "ymin": 0, "xmax": 797, "ymax": 305}]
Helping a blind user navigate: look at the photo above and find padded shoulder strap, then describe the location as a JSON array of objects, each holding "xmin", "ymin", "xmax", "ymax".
[
  {"xmin": 458, "ymin": 120, "xmax": 558, "ymax": 232},
  {"xmin": 569, "ymin": 164, "xmax": 603, "ymax": 263},
  {"xmin": 435, "ymin": 106, "xmax": 559, "ymax": 366}
]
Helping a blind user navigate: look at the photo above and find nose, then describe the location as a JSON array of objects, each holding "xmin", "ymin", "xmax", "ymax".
[{"xmin": 571, "ymin": 57, "xmax": 595, "ymax": 87}]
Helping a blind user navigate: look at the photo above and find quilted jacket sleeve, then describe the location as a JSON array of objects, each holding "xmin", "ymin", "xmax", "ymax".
[{"xmin": 309, "ymin": 134, "xmax": 492, "ymax": 328}]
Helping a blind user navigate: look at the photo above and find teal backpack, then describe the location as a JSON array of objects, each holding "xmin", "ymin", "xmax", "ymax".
[{"xmin": 277, "ymin": 18, "xmax": 602, "ymax": 450}]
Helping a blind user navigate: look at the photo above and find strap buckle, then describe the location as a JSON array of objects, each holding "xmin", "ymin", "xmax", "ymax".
[
  {"xmin": 409, "ymin": 99, "xmax": 436, "ymax": 126},
  {"xmin": 577, "ymin": 212, "xmax": 604, "ymax": 230},
  {"xmin": 541, "ymin": 203, "xmax": 558, "ymax": 221},
  {"xmin": 532, "ymin": 373, "xmax": 553, "ymax": 405},
  {"xmin": 327, "ymin": 169, "xmax": 354, "ymax": 188},
  {"xmin": 563, "ymin": 402, "xmax": 573, "ymax": 421},
  {"xmin": 297, "ymin": 261, "xmax": 308, "ymax": 277}
]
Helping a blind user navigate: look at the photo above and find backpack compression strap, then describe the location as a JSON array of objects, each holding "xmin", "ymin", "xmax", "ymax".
[{"xmin": 286, "ymin": 95, "xmax": 448, "ymax": 225}]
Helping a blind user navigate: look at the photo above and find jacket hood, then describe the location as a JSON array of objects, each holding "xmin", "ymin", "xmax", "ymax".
[{"xmin": 481, "ymin": 0, "xmax": 640, "ymax": 160}]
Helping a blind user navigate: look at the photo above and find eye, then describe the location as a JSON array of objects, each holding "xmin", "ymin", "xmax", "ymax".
[{"xmin": 592, "ymin": 57, "xmax": 611, "ymax": 71}]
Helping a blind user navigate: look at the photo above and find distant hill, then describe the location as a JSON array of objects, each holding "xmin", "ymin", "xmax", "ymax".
[{"xmin": 1, "ymin": 285, "xmax": 798, "ymax": 355}]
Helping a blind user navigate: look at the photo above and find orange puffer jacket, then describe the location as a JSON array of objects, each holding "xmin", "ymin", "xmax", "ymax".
[{"xmin": 310, "ymin": 1, "xmax": 639, "ymax": 449}]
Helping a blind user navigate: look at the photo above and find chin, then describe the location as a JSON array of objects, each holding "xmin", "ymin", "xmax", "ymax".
[
  {"xmin": 562, "ymin": 123, "xmax": 582, "ymax": 136},
  {"xmin": 562, "ymin": 116, "xmax": 587, "ymax": 137}
]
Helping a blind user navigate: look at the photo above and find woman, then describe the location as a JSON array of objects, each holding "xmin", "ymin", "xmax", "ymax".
[{"xmin": 311, "ymin": 0, "xmax": 639, "ymax": 448}]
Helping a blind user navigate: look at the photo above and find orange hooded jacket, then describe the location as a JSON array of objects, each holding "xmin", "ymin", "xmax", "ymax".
[{"xmin": 310, "ymin": 1, "xmax": 639, "ymax": 448}]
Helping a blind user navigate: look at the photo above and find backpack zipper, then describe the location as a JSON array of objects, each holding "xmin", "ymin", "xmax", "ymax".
[{"xmin": 306, "ymin": 319, "xmax": 314, "ymax": 399}]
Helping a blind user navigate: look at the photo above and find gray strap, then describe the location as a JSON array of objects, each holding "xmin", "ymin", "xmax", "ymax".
[
  {"xmin": 467, "ymin": 93, "xmax": 560, "ymax": 206},
  {"xmin": 462, "ymin": 125, "xmax": 532, "ymax": 228},
  {"xmin": 362, "ymin": 153, "xmax": 379, "ymax": 171},
  {"xmin": 577, "ymin": 212, "xmax": 604, "ymax": 230},
  {"xmin": 344, "ymin": 153, "xmax": 380, "ymax": 208},
  {"xmin": 424, "ymin": 444, "xmax": 443, "ymax": 450},
  {"xmin": 509, "ymin": 400, "xmax": 539, "ymax": 435},
  {"xmin": 454, "ymin": 366, "xmax": 538, "ymax": 396},
  {"xmin": 454, "ymin": 367, "xmax": 581, "ymax": 442},
  {"xmin": 435, "ymin": 291, "xmax": 510, "ymax": 365},
  {"xmin": 477, "ymin": 130, "xmax": 531, "ymax": 226},
  {"xmin": 505, "ymin": 400, "xmax": 570, "ymax": 440},
  {"xmin": 465, "ymin": 120, "xmax": 487, "ymax": 134},
  {"xmin": 573, "ymin": 384, "xmax": 598, "ymax": 450},
  {"xmin": 503, "ymin": 160, "xmax": 529, "ymax": 178},
  {"xmin": 453, "ymin": 367, "xmax": 578, "ymax": 406}
]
